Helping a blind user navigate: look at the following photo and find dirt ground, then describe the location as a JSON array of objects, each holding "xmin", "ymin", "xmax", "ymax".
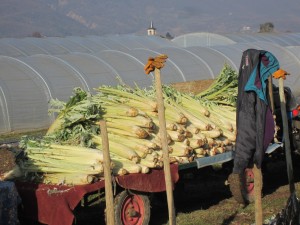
[
  {"xmin": 69, "ymin": 153, "xmax": 300, "ymax": 225},
  {"xmin": 148, "ymin": 154, "xmax": 300, "ymax": 225},
  {"xmin": 0, "ymin": 147, "xmax": 16, "ymax": 176},
  {"xmin": 171, "ymin": 79, "xmax": 214, "ymax": 95}
]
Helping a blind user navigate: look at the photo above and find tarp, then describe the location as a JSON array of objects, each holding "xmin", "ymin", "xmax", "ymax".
[{"xmin": 16, "ymin": 164, "xmax": 179, "ymax": 225}]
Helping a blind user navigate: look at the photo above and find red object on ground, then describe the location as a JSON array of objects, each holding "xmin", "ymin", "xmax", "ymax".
[{"xmin": 15, "ymin": 164, "xmax": 179, "ymax": 225}]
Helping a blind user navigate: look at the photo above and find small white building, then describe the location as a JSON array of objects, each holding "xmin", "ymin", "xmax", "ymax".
[{"xmin": 147, "ymin": 21, "xmax": 156, "ymax": 36}]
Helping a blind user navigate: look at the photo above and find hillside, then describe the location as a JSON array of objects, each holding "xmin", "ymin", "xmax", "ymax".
[{"xmin": 1, "ymin": 0, "xmax": 300, "ymax": 38}]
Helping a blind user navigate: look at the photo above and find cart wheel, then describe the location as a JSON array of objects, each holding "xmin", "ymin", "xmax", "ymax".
[
  {"xmin": 114, "ymin": 190, "xmax": 150, "ymax": 225},
  {"xmin": 228, "ymin": 168, "xmax": 256, "ymax": 205}
]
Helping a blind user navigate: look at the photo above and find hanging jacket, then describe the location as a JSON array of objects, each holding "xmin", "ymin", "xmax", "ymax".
[{"xmin": 233, "ymin": 49, "xmax": 278, "ymax": 174}]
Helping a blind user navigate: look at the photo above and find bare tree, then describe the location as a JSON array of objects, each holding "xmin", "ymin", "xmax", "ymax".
[
  {"xmin": 259, "ymin": 22, "xmax": 274, "ymax": 33},
  {"xmin": 32, "ymin": 32, "xmax": 43, "ymax": 38}
]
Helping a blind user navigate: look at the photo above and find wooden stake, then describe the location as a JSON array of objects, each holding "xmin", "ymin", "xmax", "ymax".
[
  {"xmin": 100, "ymin": 120, "xmax": 115, "ymax": 225},
  {"xmin": 268, "ymin": 76, "xmax": 275, "ymax": 113},
  {"xmin": 253, "ymin": 164, "xmax": 263, "ymax": 225},
  {"xmin": 278, "ymin": 78, "xmax": 295, "ymax": 194},
  {"xmin": 154, "ymin": 67, "xmax": 176, "ymax": 225}
]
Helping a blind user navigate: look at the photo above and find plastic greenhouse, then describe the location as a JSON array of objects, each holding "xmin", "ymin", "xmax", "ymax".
[{"xmin": 1, "ymin": 33, "xmax": 300, "ymax": 134}]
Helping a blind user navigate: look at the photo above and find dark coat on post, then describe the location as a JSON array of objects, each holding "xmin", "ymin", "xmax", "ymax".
[{"xmin": 233, "ymin": 49, "xmax": 279, "ymax": 174}]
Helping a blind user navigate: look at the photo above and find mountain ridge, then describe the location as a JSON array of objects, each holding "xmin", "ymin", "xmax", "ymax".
[{"xmin": 1, "ymin": 0, "xmax": 300, "ymax": 38}]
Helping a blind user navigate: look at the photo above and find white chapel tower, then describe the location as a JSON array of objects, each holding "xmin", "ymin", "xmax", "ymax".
[{"xmin": 147, "ymin": 21, "xmax": 156, "ymax": 36}]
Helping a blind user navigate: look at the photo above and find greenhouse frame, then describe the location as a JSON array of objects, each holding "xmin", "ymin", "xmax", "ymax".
[{"xmin": 1, "ymin": 33, "xmax": 300, "ymax": 134}]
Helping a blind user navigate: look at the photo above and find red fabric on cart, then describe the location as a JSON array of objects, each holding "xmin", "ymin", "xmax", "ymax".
[
  {"xmin": 16, "ymin": 180, "xmax": 105, "ymax": 225},
  {"xmin": 116, "ymin": 163, "xmax": 179, "ymax": 192},
  {"xmin": 16, "ymin": 164, "xmax": 179, "ymax": 225}
]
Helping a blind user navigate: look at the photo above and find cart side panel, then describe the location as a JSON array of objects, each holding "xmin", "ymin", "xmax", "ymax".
[{"xmin": 116, "ymin": 163, "xmax": 179, "ymax": 192}]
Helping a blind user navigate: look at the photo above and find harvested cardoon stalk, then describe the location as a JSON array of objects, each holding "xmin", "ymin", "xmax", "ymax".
[
  {"xmin": 215, "ymin": 136, "xmax": 231, "ymax": 146},
  {"xmin": 96, "ymin": 86, "xmax": 158, "ymax": 112},
  {"xmin": 167, "ymin": 130, "xmax": 185, "ymax": 142},
  {"xmin": 114, "ymin": 168, "xmax": 128, "ymax": 176},
  {"xmin": 189, "ymin": 138, "xmax": 205, "ymax": 149},
  {"xmin": 151, "ymin": 151, "xmax": 159, "ymax": 158},
  {"xmin": 28, "ymin": 153, "xmax": 103, "ymax": 166},
  {"xmin": 43, "ymin": 173, "xmax": 96, "ymax": 185},
  {"xmin": 184, "ymin": 130, "xmax": 193, "ymax": 138},
  {"xmin": 209, "ymin": 104, "xmax": 236, "ymax": 127},
  {"xmin": 133, "ymin": 149, "xmax": 148, "ymax": 158},
  {"xmin": 164, "ymin": 105, "xmax": 188, "ymax": 124},
  {"xmin": 167, "ymin": 123, "xmax": 178, "ymax": 131},
  {"xmin": 181, "ymin": 109, "xmax": 212, "ymax": 131},
  {"xmin": 205, "ymin": 137, "xmax": 216, "ymax": 147},
  {"xmin": 200, "ymin": 129, "xmax": 222, "ymax": 138},
  {"xmin": 110, "ymin": 134, "xmax": 159, "ymax": 150},
  {"xmin": 169, "ymin": 157, "xmax": 178, "ymax": 163},
  {"xmin": 108, "ymin": 133, "xmax": 150, "ymax": 155},
  {"xmin": 206, "ymin": 148, "xmax": 216, "ymax": 156},
  {"xmin": 192, "ymin": 133, "xmax": 207, "ymax": 141},
  {"xmin": 150, "ymin": 116, "xmax": 177, "ymax": 131},
  {"xmin": 183, "ymin": 139, "xmax": 190, "ymax": 146},
  {"xmin": 25, "ymin": 153, "xmax": 104, "ymax": 174},
  {"xmin": 175, "ymin": 156, "xmax": 190, "ymax": 164},
  {"xmin": 107, "ymin": 126, "xmax": 149, "ymax": 139},
  {"xmin": 26, "ymin": 147, "xmax": 104, "ymax": 164},
  {"xmin": 92, "ymin": 135, "xmax": 140, "ymax": 163},
  {"xmin": 162, "ymin": 86, "xmax": 210, "ymax": 116},
  {"xmin": 151, "ymin": 133, "xmax": 172, "ymax": 147},
  {"xmin": 139, "ymin": 159, "xmax": 157, "ymax": 168},
  {"xmin": 207, "ymin": 110, "xmax": 234, "ymax": 132},
  {"xmin": 194, "ymin": 148, "xmax": 205, "ymax": 155},
  {"xmin": 175, "ymin": 124, "xmax": 186, "ymax": 134},
  {"xmin": 112, "ymin": 160, "xmax": 142, "ymax": 174},
  {"xmin": 185, "ymin": 122, "xmax": 200, "ymax": 134},
  {"xmin": 106, "ymin": 115, "xmax": 155, "ymax": 129},
  {"xmin": 169, "ymin": 142, "xmax": 193, "ymax": 156},
  {"xmin": 138, "ymin": 164, "xmax": 150, "ymax": 174},
  {"xmin": 155, "ymin": 161, "xmax": 164, "ymax": 168},
  {"xmin": 144, "ymin": 154, "xmax": 158, "ymax": 163},
  {"xmin": 22, "ymin": 162, "xmax": 104, "ymax": 174},
  {"xmin": 50, "ymin": 144, "xmax": 102, "ymax": 153},
  {"xmin": 215, "ymin": 146, "xmax": 225, "ymax": 154},
  {"xmin": 222, "ymin": 129, "xmax": 236, "ymax": 142},
  {"xmin": 103, "ymin": 105, "xmax": 139, "ymax": 117}
]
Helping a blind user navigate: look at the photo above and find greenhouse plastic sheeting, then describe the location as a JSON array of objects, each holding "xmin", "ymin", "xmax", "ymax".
[
  {"xmin": 0, "ymin": 35, "xmax": 178, "ymax": 58},
  {"xmin": 1, "ymin": 34, "xmax": 300, "ymax": 134},
  {"xmin": 173, "ymin": 32, "xmax": 300, "ymax": 47}
]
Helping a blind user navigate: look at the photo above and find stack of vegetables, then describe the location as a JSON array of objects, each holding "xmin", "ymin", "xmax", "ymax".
[{"xmin": 18, "ymin": 64, "xmax": 238, "ymax": 185}]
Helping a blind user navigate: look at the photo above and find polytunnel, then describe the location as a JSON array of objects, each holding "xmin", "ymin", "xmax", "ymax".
[
  {"xmin": 172, "ymin": 32, "xmax": 300, "ymax": 47},
  {"xmin": 1, "ymin": 34, "xmax": 300, "ymax": 134}
]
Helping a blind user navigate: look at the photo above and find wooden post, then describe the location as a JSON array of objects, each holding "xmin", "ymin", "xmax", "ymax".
[
  {"xmin": 154, "ymin": 67, "xmax": 176, "ymax": 225},
  {"xmin": 253, "ymin": 164, "xmax": 263, "ymax": 225},
  {"xmin": 99, "ymin": 120, "xmax": 115, "ymax": 225},
  {"xmin": 268, "ymin": 76, "xmax": 275, "ymax": 113},
  {"xmin": 278, "ymin": 78, "xmax": 295, "ymax": 194}
]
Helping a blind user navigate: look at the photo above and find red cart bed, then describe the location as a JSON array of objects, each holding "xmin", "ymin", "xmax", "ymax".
[{"xmin": 16, "ymin": 164, "xmax": 179, "ymax": 225}]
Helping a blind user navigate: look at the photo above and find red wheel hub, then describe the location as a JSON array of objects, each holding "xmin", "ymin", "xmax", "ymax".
[
  {"xmin": 245, "ymin": 168, "xmax": 254, "ymax": 194},
  {"xmin": 121, "ymin": 194, "xmax": 145, "ymax": 225}
]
